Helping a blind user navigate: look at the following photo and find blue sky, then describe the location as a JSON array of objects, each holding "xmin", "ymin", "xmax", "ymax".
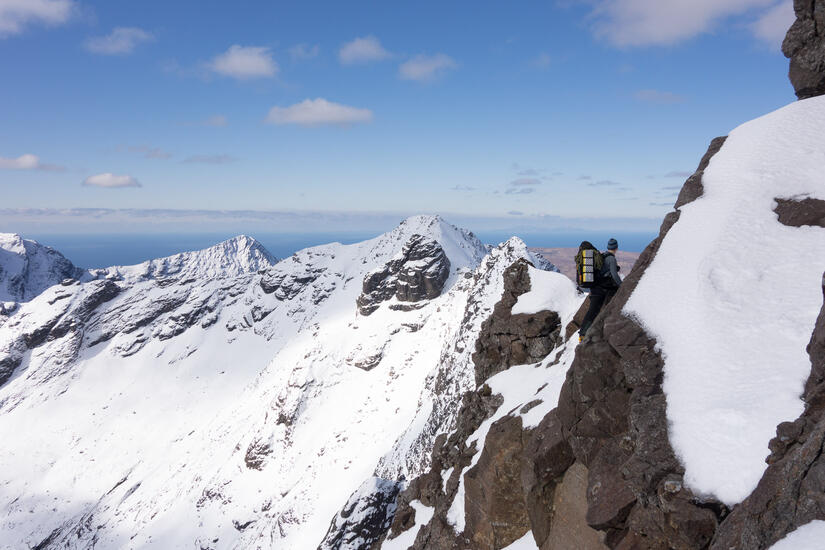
[{"xmin": 0, "ymin": 0, "xmax": 797, "ymax": 234}]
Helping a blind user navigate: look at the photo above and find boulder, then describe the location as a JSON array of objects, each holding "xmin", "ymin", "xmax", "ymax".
[{"xmin": 783, "ymin": 0, "xmax": 825, "ymax": 99}]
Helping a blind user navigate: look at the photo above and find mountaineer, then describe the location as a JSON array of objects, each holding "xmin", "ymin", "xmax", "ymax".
[{"xmin": 577, "ymin": 238, "xmax": 622, "ymax": 340}]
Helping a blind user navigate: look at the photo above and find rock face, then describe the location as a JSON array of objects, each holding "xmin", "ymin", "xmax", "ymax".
[
  {"xmin": 319, "ymin": 478, "xmax": 403, "ymax": 550},
  {"xmin": 472, "ymin": 259, "xmax": 563, "ymax": 386},
  {"xmin": 774, "ymin": 197, "xmax": 825, "ymax": 227},
  {"xmin": 783, "ymin": 0, "xmax": 825, "ymax": 99},
  {"xmin": 551, "ymin": 137, "xmax": 729, "ymax": 550},
  {"xmin": 382, "ymin": 259, "xmax": 570, "ymax": 550},
  {"xmin": 358, "ymin": 235, "xmax": 451, "ymax": 316}
]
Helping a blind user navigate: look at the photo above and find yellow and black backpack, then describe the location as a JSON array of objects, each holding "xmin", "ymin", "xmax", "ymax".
[{"xmin": 575, "ymin": 241, "xmax": 604, "ymax": 288}]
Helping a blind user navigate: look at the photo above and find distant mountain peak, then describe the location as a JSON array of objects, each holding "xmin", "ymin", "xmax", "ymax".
[
  {"xmin": 87, "ymin": 234, "xmax": 278, "ymax": 283},
  {"xmin": 0, "ymin": 233, "xmax": 84, "ymax": 302}
]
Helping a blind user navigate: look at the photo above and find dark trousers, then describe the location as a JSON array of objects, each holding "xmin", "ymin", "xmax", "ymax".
[{"xmin": 580, "ymin": 286, "xmax": 617, "ymax": 338}]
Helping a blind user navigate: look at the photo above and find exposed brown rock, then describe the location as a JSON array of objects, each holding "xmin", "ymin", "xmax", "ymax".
[
  {"xmin": 783, "ymin": 0, "xmax": 825, "ymax": 99},
  {"xmin": 464, "ymin": 415, "xmax": 532, "ymax": 549},
  {"xmin": 552, "ymin": 137, "xmax": 729, "ymax": 549},
  {"xmin": 472, "ymin": 259, "xmax": 562, "ymax": 385},
  {"xmin": 542, "ymin": 463, "xmax": 607, "ymax": 550},
  {"xmin": 774, "ymin": 197, "xmax": 825, "ymax": 227}
]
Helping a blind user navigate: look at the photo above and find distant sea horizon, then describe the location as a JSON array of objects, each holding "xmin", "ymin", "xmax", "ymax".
[{"xmin": 25, "ymin": 231, "xmax": 658, "ymax": 269}]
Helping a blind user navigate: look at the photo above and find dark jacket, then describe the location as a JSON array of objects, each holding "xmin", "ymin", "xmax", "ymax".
[{"xmin": 602, "ymin": 252, "xmax": 622, "ymax": 288}]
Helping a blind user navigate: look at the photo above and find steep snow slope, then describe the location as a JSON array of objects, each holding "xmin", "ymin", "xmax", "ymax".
[
  {"xmin": 86, "ymin": 234, "xmax": 278, "ymax": 283},
  {"xmin": 0, "ymin": 215, "xmax": 552, "ymax": 549},
  {"xmin": 625, "ymin": 95, "xmax": 825, "ymax": 505},
  {"xmin": 0, "ymin": 233, "xmax": 84, "ymax": 303}
]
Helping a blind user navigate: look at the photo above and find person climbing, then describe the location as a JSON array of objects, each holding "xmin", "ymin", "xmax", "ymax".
[{"xmin": 578, "ymin": 238, "xmax": 622, "ymax": 341}]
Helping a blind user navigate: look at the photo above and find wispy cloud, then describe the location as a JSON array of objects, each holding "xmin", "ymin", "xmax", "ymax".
[
  {"xmin": 289, "ymin": 43, "xmax": 320, "ymax": 61},
  {"xmin": 182, "ymin": 154, "xmax": 237, "ymax": 164},
  {"xmin": 510, "ymin": 177, "xmax": 542, "ymax": 187},
  {"xmin": 634, "ymin": 89, "xmax": 685, "ymax": 104},
  {"xmin": 508, "ymin": 210, "xmax": 525, "ymax": 216},
  {"xmin": 265, "ymin": 98, "xmax": 373, "ymax": 127},
  {"xmin": 202, "ymin": 114, "xmax": 228, "ymax": 127},
  {"xmin": 752, "ymin": 1, "xmax": 795, "ymax": 48},
  {"xmin": 85, "ymin": 27, "xmax": 154, "ymax": 55},
  {"xmin": 588, "ymin": 179, "xmax": 622, "ymax": 186},
  {"xmin": 0, "ymin": 153, "xmax": 65, "ymax": 172},
  {"xmin": 82, "ymin": 173, "xmax": 141, "ymax": 188},
  {"xmin": 589, "ymin": 0, "xmax": 780, "ymax": 47},
  {"xmin": 399, "ymin": 53, "xmax": 457, "ymax": 82},
  {"xmin": 0, "ymin": 0, "xmax": 74, "ymax": 37},
  {"xmin": 209, "ymin": 45, "xmax": 278, "ymax": 79},
  {"xmin": 505, "ymin": 187, "xmax": 536, "ymax": 195},
  {"xmin": 664, "ymin": 170, "xmax": 692, "ymax": 178},
  {"xmin": 577, "ymin": 175, "xmax": 592, "ymax": 181},
  {"xmin": 339, "ymin": 36, "xmax": 392, "ymax": 64},
  {"xmin": 126, "ymin": 145, "xmax": 172, "ymax": 160},
  {"xmin": 450, "ymin": 185, "xmax": 476, "ymax": 191}
]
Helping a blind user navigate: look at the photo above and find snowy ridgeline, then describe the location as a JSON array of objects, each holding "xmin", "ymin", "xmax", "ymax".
[
  {"xmin": 625, "ymin": 95, "xmax": 825, "ymax": 507},
  {"xmin": 0, "ymin": 215, "xmax": 572, "ymax": 549}
]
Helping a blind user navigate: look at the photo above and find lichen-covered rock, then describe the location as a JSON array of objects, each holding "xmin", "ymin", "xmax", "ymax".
[
  {"xmin": 357, "ymin": 235, "xmax": 451, "ymax": 316},
  {"xmin": 783, "ymin": 0, "xmax": 825, "ymax": 99}
]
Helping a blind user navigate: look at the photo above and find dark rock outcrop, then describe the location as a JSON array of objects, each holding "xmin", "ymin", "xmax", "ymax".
[
  {"xmin": 472, "ymin": 259, "xmax": 563, "ymax": 386},
  {"xmin": 318, "ymin": 478, "xmax": 403, "ymax": 550},
  {"xmin": 551, "ymin": 137, "xmax": 729, "ymax": 549},
  {"xmin": 783, "ymin": 0, "xmax": 825, "ymax": 99},
  {"xmin": 383, "ymin": 259, "xmax": 568, "ymax": 549},
  {"xmin": 774, "ymin": 197, "xmax": 825, "ymax": 227},
  {"xmin": 386, "ymin": 385, "xmax": 505, "ymax": 549},
  {"xmin": 357, "ymin": 235, "xmax": 451, "ymax": 316}
]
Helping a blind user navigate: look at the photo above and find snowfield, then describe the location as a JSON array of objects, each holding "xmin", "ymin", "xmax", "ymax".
[
  {"xmin": 0, "ymin": 215, "xmax": 560, "ymax": 550},
  {"xmin": 624, "ymin": 95, "xmax": 825, "ymax": 506}
]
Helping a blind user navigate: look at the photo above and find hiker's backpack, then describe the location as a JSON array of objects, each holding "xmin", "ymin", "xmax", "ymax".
[{"xmin": 575, "ymin": 241, "xmax": 604, "ymax": 288}]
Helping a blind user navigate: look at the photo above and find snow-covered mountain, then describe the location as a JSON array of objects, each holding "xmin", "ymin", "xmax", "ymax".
[
  {"xmin": 86, "ymin": 234, "xmax": 278, "ymax": 283},
  {"xmin": 0, "ymin": 215, "xmax": 565, "ymax": 550},
  {"xmin": 0, "ymin": 233, "xmax": 84, "ymax": 303}
]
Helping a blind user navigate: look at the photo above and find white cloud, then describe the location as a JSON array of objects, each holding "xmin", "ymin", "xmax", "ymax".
[
  {"xmin": 209, "ymin": 45, "xmax": 277, "ymax": 79},
  {"xmin": 289, "ymin": 43, "xmax": 320, "ymax": 61},
  {"xmin": 0, "ymin": 0, "xmax": 74, "ymax": 37},
  {"xmin": 752, "ymin": 1, "xmax": 795, "ymax": 47},
  {"xmin": 0, "ymin": 153, "xmax": 65, "ymax": 171},
  {"xmin": 0, "ymin": 153, "xmax": 39, "ymax": 169},
  {"xmin": 634, "ymin": 89, "xmax": 686, "ymax": 104},
  {"xmin": 85, "ymin": 27, "xmax": 154, "ymax": 55},
  {"xmin": 399, "ymin": 54, "xmax": 457, "ymax": 82},
  {"xmin": 590, "ymin": 0, "xmax": 776, "ymax": 46},
  {"xmin": 338, "ymin": 36, "xmax": 392, "ymax": 64},
  {"xmin": 265, "ymin": 98, "xmax": 373, "ymax": 127},
  {"xmin": 82, "ymin": 173, "xmax": 141, "ymax": 188}
]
